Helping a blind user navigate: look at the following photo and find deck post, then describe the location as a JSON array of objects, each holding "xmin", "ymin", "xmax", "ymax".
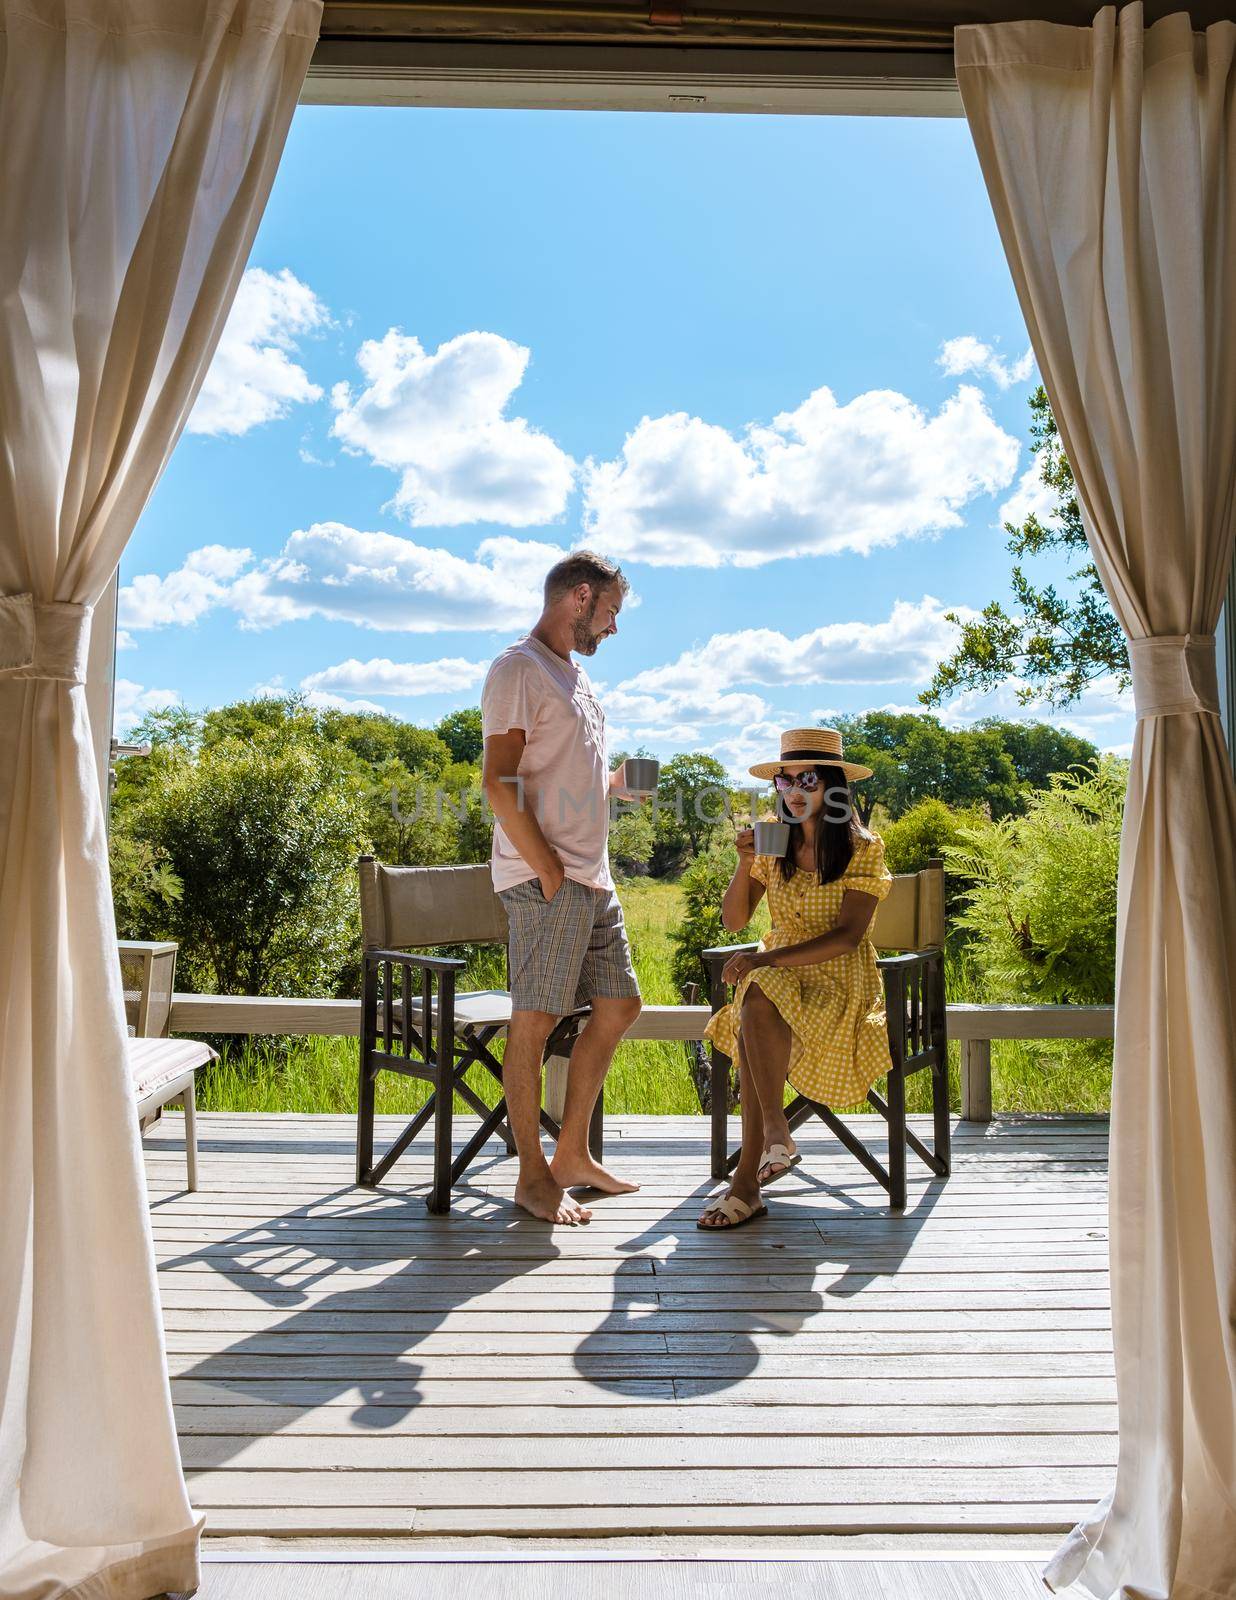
[{"xmin": 960, "ymin": 1037, "xmax": 993, "ymax": 1122}]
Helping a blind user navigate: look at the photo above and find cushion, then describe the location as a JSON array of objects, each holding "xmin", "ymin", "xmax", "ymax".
[{"xmin": 128, "ymin": 1037, "xmax": 216, "ymax": 1100}]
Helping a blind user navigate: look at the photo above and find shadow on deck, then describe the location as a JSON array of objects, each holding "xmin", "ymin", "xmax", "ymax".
[{"xmin": 144, "ymin": 1111, "xmax": 1114, "ymax": 1547}]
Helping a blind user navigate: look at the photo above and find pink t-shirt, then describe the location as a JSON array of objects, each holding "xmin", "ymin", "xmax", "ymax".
[{"xmin": 481, "ymin": 634, "xmax": 614, "ymax": 893}]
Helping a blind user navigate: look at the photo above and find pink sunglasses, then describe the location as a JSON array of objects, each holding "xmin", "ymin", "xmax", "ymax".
[{"xmin": 773, "ymin": 770, "xmax": 821, "ymax": 793}]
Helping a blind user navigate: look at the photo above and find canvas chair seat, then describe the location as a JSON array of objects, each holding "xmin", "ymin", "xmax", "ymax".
[{"xmin": 380, "ymin": 989, "xmax": 589, "ymax": 1034}]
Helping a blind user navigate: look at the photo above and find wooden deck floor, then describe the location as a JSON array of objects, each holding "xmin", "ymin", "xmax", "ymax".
[{"xmin": 144, "ymin": 1111, "xmax": 1114, "ymax": 1549}]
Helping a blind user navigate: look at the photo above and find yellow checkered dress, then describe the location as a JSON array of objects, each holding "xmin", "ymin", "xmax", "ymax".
[{"xmin": 702, "ymin": 831, "xmax": 894, "ymax": 1106}]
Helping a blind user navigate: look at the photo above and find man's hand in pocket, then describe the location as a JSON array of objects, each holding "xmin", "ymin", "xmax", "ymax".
[{"xmin": 539, "ymin": 857, "xmax": 567, "ymax": 902}]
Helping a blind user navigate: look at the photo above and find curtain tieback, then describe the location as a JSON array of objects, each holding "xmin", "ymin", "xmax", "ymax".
[
  {"xmin": 1128, "ymin": 633, "xmax": 1220, "ymax": 720},
  {"xmin": 0, "ymin": 592, "xmax": 93, "ymax": 685}
]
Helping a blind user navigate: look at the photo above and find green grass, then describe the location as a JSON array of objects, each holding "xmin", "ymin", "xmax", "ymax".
[{"xmin": 190, "ymin": 874, "xmax": 1112, "ymax": 1117}]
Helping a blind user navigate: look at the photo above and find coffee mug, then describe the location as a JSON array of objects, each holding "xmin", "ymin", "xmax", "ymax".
[
  {"xmin": 753, "ymin": 819, "xmax": 791, "ymax": 857},
  {"xmin": 623, "ymin": 757, "xmax": 660, "ymax": 796}
]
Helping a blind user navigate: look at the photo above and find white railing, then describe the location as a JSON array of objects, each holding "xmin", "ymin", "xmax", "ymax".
[{"xmin": 168, "ymin": 993, "xmax": 1114, "ymax": 1124}]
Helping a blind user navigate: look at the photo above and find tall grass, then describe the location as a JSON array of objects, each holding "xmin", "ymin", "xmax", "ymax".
[{"xmin": 191, "ymin": 874, "xmax": 1111, "ymax": 1117}]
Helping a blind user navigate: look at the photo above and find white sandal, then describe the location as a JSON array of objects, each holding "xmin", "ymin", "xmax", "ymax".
[
  {"xmin": 696, "ymin": 1193, "xmax": 769, "ymax": 1230},
  {"xmin": 758, "ymin": 1142, "xmax": 802, "ymax": 1186}
]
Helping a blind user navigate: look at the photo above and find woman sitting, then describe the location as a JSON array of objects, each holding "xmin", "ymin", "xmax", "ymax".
[{"xmin": 699, "ymin": 727, "xmax": 893, "ymax": 1230}]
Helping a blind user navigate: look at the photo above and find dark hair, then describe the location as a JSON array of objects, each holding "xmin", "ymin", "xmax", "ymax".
[
  {"xmin": 776, "ymin": 763, "xmax": 859, "ymax": 885},
  {"xmin": 543, "ymin": 549, "xmax": 630, "ymax": 607}
]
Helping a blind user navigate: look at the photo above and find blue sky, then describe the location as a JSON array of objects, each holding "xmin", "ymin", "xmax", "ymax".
[{"xmin": 117, "ymin": 105, "xmax": 1134, "ymax": 773}]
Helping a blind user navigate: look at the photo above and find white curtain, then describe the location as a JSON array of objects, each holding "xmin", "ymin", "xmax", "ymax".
[
  {"xmin": 956, "ymin": 8, "xmax": 1236, "ymax": 1598},
  {"xmin": 0, "ymin": 4, "xmax": 319, "ymax": 1597}
]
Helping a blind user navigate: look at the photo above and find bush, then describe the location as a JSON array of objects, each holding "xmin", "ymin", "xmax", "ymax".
[
  {"xmin": 667, "ymin": 842, "xmax": 765, "ymax": 998},
  {"xmin": 943, "ymin": 758, "xmax": 1124, "ymax": 1005},
  {"xmin": 117, "ymin": 737, "xmax": 370, "ymax": 997},
  {"xmin": 881, "ymin": 797, "xmax": 985, "ymax": 921}
]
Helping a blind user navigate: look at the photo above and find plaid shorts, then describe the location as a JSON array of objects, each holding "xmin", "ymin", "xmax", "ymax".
[{"xmin": 498, "ymin": 876, "xmax": 641, "ymax": 1016}]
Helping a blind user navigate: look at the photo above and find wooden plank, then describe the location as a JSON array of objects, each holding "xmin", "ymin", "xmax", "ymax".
[
  {"xmin": 161, "ymin": 1288, "xmax": 1111, "ymax": 1312},
  {"xmin": 170, "ymin": 1377, "xmax": 1116, "ymax": 1405},
  {"xmin": 167, "ymin": 1558, "xmax": 1063, "ymax": 1600},
  {"xmin": 178, "ymin": 1464, "xmax": 1113, "ymax": 1507},
  {"xmin": 195, "ymin": 1503, "xmax": 1091, "ymax": 1535},
  {"xmin": 161, "ymin": 1307, "xmax": 1115, "ymax": 1332},
  {"xmin": 167, "ymin": 994, "xmax": 1113, "ymax": 1043},
  {"xmin": 178, "ymin": 1431, "xmax": 1117, "ymax": 1470},
  {"xmin": 167, "ymin": 1353, "xmax": 1115, "ymax": 1381},
  {"xmin": 151, "ymin": 1243, "xmax": 1111, "ymax": 1271},
  {"xmin": 171, "ymin": 1401, "xmax": 1117, "ymax": 1435},
  {"xmin": 163, "ymin": 1329, "xmax": 1113, "ymax": 1357}
]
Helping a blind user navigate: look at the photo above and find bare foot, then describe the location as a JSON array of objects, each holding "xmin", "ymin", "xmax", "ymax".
[
  {"xmin": 513, "ymin": 1173, "xmax": 592, "ymax": 1225},
  {"xmin": 549, "ymin": 1154, "xmax": 640, "ymax": 1195},
  {"xmin": 698, "ymin": 1180, "xmax": 762, "ymax": 1228}
]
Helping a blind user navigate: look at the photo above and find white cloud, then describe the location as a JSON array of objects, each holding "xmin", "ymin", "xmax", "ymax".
[
  {"xmin": 581, "ymin": 385, "xmax": 1019, "ymax": 567},
  {"xmin": 303, "ymin": 656, "xmax": 489, "ymax": 698},
  {"xmin": 330, "ymin": 329, "xmax": 575, "ymax": 527},
  {"xmin": 115, "ymin": 630, "xmax": 136, "ymax": 651},
  {"xmin": 119, "ymin": 527, "xmax": 575, "ymax": 636},
  {"xmin": 112, "ymin": 679, "xmax": 181, "ymax": 736},
  {"xmin": 119, "ymin": 544, "xmax": 253, "ymax": 631},
  {"xmin": 251, "ymin": 674, "xmax": 387, "ymax": 716},
  {"xmin": 228, "ymin": 525, "xmax": 563, "ymax": 632},
  {"xmin": 302, "ymin": 689, "xmax": 390, "ymax": 715},
  {"xmin": 189, "ymin": 268, "xmax": 328, "ymax": 437},
  {"xmin": 701, "ymin": 721, "xmax": 799, "ymax": 787},
  {"xmin": 938, "ymin": 335, "xmax": 1036, "ymax": 391},
  {"xmin": 605, "ymin": 686, "xmax": 771, "ymax": 728},
  {"xmin": 617, "ymin": 597, "xmax": 974, "ymax": 700},
  {"xmin": 999, "ymin": 456, "xmax": 1062, "ymax": 529}
]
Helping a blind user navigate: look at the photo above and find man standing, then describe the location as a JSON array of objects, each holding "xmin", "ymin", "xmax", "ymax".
[{"xmin": 481, "ymin": 551, "xmax": 644, "ymax": 1225}]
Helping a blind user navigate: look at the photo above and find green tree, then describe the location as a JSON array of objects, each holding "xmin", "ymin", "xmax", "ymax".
[
  {"xmin": 320, "ymin": 707, "xmax": 451, "ymax": 773},
  {"xmin": 651, "ymin": 751, "xmax": 731, "ymax": 869},
  {"xmin": 839, "ymin": 712, "xmax": 1021, "ymax": 819},
  {"xmin": 126, "ymin": 702, "xmax": 202, "ymax": 754},
  {"xmin": 608, "ymin": 800, "xmax": 656, "ymax": 876},
  {"xmin": 121, "ymin": 737, "xmax": 370, "ymax": 996},
  {"xmin": 922, "ymin": 386, "xmax": 1130, "ymax": 709},
  {"xmin": 364, "ymin": 756, "xmax": 458, "ymax": 866},
  {"xmin": 200, "ymin": 693, "xmax": 318, "ymax": 751},
  {"xmin": 879, "ymin": 797, "xmax": 984, "ymax": 920},
  {"xmin": 109, "ymin": 832, "xmax": 183, "ymax": 937},
  {"xmin": 942, "ymin": 759, "xmax": 1124, "ymax": 1005},
  {"xmin": 981, "ymin": 719, "xmax": 1099, "ymax": 794},
  {"xmin": 436, "ymin": 707, "xmax": 483, "ymax": 765}
]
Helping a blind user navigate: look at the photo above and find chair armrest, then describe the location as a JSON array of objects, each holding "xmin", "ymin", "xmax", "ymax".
[
  {"xmin": 364, "ymin": 947, "xmax": 467, "ymax": 973},
  {"xmin": 876, "ymin": 949, "xmax": 941, "ymax": 972},
  {"xmin": 699, "ymin": 943, "xmax": 762, "ymax": 1012},
  {"xmin": 701, "ymin": 942, "xmax": 761, "ymax": 964}
]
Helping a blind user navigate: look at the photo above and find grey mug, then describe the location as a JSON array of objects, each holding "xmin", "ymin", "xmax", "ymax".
[
  {"xmin": 753, "ymin": 820, "xmax": 791, "ymax": 857},
  {"xmin": 623, "ymin": 757, "xmax": 660, "ymax": 796}
]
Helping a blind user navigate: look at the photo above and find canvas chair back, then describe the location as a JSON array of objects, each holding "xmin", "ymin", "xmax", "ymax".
[
  {"xmin": 358, "ymin": 856, "xmax": 509, "ymax": 951},
  {"xmin": 870, "ymin": 860, "xmax": 945, "ymax": 953}
]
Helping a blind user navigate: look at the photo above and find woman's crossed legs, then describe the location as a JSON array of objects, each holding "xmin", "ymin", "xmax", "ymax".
[{"xmin": 699, "ymin": 980, "xmax": 799, "ymax": 1228}]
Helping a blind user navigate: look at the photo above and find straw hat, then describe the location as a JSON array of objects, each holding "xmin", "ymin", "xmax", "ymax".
[{"xmin": 747, "ymin": 726, "xmax": 872, "ymax": 783}]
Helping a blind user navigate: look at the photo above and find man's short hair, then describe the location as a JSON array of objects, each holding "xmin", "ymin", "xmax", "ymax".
[{"xmin": 544, "ymin": 550, "xmax": 630, "ymax": 607}]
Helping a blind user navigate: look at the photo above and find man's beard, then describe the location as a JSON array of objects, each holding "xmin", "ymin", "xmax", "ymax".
[{"xmin": 571, "ymin": 605, "xmax": 604, "ymax": 655}]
